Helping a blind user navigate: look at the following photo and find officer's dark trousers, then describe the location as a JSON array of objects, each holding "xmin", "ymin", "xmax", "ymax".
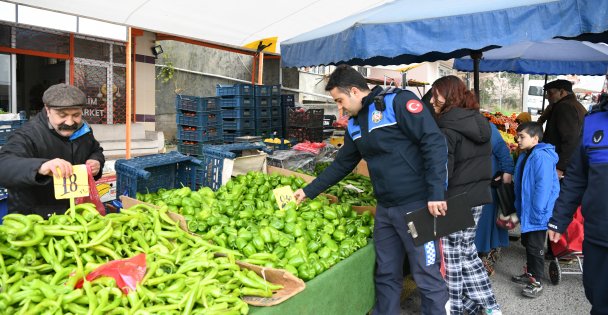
[
  {"xmin": 583, "ymin": 240, "xmax": 608, "ymax": 315},
  {"xmin": 372, "ymin": 203, "xmax": 449, "ymax": 315}
]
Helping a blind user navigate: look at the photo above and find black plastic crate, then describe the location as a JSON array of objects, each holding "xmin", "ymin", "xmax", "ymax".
[
  {"xmin": 281, "ymin": 94, "xmax": 295, "ymax": 106},
  {"xmin": 222, "ymin": 118, "xmax": 256, "ymax": 130},
  {"xmin": 177, "ymin": 140, "xmax": 219, "ymax": 156},
  {"xmin": 175, "ymin": 95, "xmax": 218, "ymax": 112},
  {"xmin": 115, "ymin": 152, "xmax": 202, "ymax": 198},
  {"xmin": 323, "ymin": 115, "xmax": 337, "ymax": 128},
  {"xmin": 287, "ymin": 108, "xmax": 324, "ymax": 128},
  {"xmin": 222, "ymin": 107, "xmax": 255, "ymax": 119},
  {"xmin": 287, "ymin": 127, "xmax": 324, "ymax": 143},
  {"xmin": 216, "ymin": 84, "xmax": 254, "ymax": 96},
  {"xmin": 177, "ymin": 124, "xmax": 223, "ymax": 142},
  {"xmin": 255, "ymin": 96, "xmax": 272, "ymax": 108},
  {"xmin": 255, "ymin": 107, "xmax": 271, "ymax": 119},
  {"xmin": 219, "ymin": 96, "xmax": 254, "ymax": 108},
  {"xmin": 177, "ymin": 110, "xmax": 221, "ymax": 127},
  {"xmin": 0, "ymin": 119, "xmax": 27, "ymax": 145}
]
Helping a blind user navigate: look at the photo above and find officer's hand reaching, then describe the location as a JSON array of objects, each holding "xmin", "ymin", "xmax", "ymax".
[
  {"xmin": 294, "ymin": 189, "xmax": 307, "ymax": 204},
  {"xmin": 39, "ymin": 158, "xmax": 73, "ymax": 178},
  {"xmin": 428, "ymin": 201, "xmax": 447, "ymax": 217}
]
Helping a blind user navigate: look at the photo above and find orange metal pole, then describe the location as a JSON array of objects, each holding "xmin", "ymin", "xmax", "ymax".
[
  {"xmin": 132, "ymin": 34, "xmax": 137, "ymax": 122},
  {"xmin": 69, "ymin": 34, "xmax": 74, "ymax": 84},
  {"xmin": 0, "ymin": 46, "xmax": 69, "ymax": 60},
  {"xmin": 126, "ymin": 27, "xmax": 132, "ymax": 159},
  {"xmin": 257, "ymin": 52, "xmax": 264, "ymax": 85},
  {"xmin": 251, "ymin": 55, "xmax": 256, "ymax": 84}
]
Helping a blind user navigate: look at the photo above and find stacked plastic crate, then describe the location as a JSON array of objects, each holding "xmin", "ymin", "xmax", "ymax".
[
  {"xmin": 286, "ymin": 107, "xmax": 325, "ymax": 143},
  {"xmin": 175, "ymin": 95, "xmax": 223, "ymax": 157},
  {"xmin": 280, "ymin": 94, "xmax": 295, "ymax": 139},
  {"xmin": 217, "ymin": 84, "xmax": 256, "ymax": 143},
  {"xmin": 254, "ymin": 84, "xmax": 282, "ymax": 138}
]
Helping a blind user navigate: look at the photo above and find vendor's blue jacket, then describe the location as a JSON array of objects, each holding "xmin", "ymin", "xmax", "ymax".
[
  {"xmin": 548, "ymin": 99, "xmax": 608, "ymax": 248},
  {"xmin": 303, "ymin": 86, "xmax": 448, "ymax": 208},
  {"xmin": 514, "ymin": 143, "xmax": 560, "ymax": 233}
]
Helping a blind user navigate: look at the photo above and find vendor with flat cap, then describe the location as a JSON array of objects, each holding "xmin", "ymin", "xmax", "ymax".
[
  {"xmin": 0, "ymin": 83, "xmax": 105, "ymax": 216},
  {"xmin": 542, "ymin": 79, "xmax": 587, "ymax": 179}
]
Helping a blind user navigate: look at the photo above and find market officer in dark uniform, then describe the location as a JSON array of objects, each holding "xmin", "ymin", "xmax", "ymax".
[
  {"xmin": 294, "ymin": 65, "xmax": 449, "ymax": 315},
  {"xmin": 0, "ymin": 83, "xmax": 105, "ymax": 217}
]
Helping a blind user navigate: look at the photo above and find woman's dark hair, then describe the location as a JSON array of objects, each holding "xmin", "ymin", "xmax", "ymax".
[
  {"xmin": 431, "ymin": 75, "xmax": 479, "ymax": 115},
  {"xmin": 516, "ymin": 122, "xmax": 544, "ymax": 142},
  {"xmin": 325, "ymin": 65, "xmax": 370, "ymax": 95}
]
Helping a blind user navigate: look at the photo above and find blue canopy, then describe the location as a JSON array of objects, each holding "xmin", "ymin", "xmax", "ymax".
[
  {"xmin": 281, "ymin": 0, "xmax": 608, "ymax": 67},
  {"xmin": 453, "ymin": 39, "xmax": 608, "ymax": 75}
]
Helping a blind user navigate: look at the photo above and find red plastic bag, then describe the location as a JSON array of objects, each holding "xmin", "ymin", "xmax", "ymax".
[
  {"xmin": 550, "ymin": 206, "xmax": 584, "ymax": 257},
  {"xmin": 293, "ymin": 141, "xmax": 327, "ymax": 155},
  {"xmin": 75, "ymin": 253, "xmax": 147, "ymax": 294},
  {"xmin": 75, "ymin": 164, "xmax": 106, "ymax": 216}
]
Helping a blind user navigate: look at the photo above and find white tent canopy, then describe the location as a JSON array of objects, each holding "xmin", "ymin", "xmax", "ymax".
[{"xmin": 7, "ymin": 0, "xmax": 390, "ymax": 51}]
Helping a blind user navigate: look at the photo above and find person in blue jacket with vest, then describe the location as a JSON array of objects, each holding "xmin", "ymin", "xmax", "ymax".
[
  {"xmin": 548, "ymin": 95, "xmax": 608, "ymax": 315},
  {"xmin": 294, "ymin": 65, "xmax": 450, "ymax": 315},
  {"xmin": 511, "ymin": 122, "xmax": 560, "ymax": 298}
]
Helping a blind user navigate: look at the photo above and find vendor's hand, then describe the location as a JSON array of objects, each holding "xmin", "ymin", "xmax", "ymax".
[
  {"xmin": 294, "ymin": 189, "xmax": 307, "ymax": 204},
  {"xmin": 86, "ymin": 159, "xmax": 101, "ymax": 176},
  {"xmin": 548, "ymin": 230, "xmax": 562, "ymax": 243},
  {"xmin": 556, "ymin": 168, "xmax": 564, "ymax": 180},
  {"xmin": 502, "ymin": 173, "xmax": 513, "ymax": 184},
  {"xmin": 428, "ymin": 201, "xmax": 447, "ymax": 217},
  {"xmin": 39, "ymin": 158, "xmax": 73, "ymax": 178}
]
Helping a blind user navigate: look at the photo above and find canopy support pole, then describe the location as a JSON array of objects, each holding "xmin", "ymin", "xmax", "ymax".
[
  {"xmin": 257, "ymin": 52, "xmax": 264, "ymax": 84},
  {"xmin": 126, "ymin": 27, "xmax": 132, "ymax": 159},
  {"xmin": 470, "ymin": 51, "xmax": 483, "ymax": 104},
  {"xmin": 541, "ymin": 74, "xmax": 548, "ymax": 112}
]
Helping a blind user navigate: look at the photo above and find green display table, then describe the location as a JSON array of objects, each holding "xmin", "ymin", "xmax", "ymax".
[{"xmin": 250, "ymin": 243, "xmax": 376, "ymax": 315}]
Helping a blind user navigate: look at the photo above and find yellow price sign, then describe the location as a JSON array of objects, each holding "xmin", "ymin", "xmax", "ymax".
[
  {"xmin": 53, "ymin": 164, "xmax": 90, "ymax": 199},
  {"xmin": 273, "ymin": 186, "xmax": 295, "ymax": 210}
]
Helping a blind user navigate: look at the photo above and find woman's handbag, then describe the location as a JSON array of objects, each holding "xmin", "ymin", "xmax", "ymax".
[{"xmin": 491, "ymin": 172, "xmax": 516, "ymax": 216}]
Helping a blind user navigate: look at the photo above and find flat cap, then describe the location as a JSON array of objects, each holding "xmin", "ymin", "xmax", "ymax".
[
  {"xmin": 42, "ymin": 83, "xmax": 87, "ymax": 107},
  {"xmin": 544, "ymin": 79, "xmax": 573, "ymax": 93}
]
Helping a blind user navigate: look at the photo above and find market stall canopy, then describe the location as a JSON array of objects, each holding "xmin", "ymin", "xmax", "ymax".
[
  {"xmin": 453, "ymin": 39, "xmax": 608, "ymax": 75},
  {"xmin": 7, "ymin": 0, "xmax": 390, "ymax": 50},
  {"xmin": 280, "ymin": 0, "xmax": 608, "ymax": 67}
]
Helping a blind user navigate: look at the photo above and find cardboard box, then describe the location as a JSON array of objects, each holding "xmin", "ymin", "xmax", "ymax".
[
  {"xmin": 237, "ymin": 260, "xmax": 306, "ymax": 307},
  {"xmin": 352, "ymin": 205, "xmax": 376, "ymax": 217},
  {"xmin": 96, "ymin": 173, "xmax": 117, "ymax": 203}
]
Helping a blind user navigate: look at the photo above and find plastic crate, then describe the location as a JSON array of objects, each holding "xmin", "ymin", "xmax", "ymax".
[
  {"xmin": 219, "ymin": 96, "xmax": 254, "ymax": 108},
  {"xmin": 281, "ymin": 94, "xmax": 295, "ymax": 107},
  {"xmin": 177, "ymin": 124, "xmax": 223, "ymax": 142},
  {"xmin": 0, "ymin": 196, "xmax": 6, "ymax": 221},
  {"xmin": 287, "ymin": 127, "xmax": 324, "ymax": 143},
  {"xmin": 223, "ymin": 129, "xmax": 256, "ymax": 143},
  {"xmin": 270, "ymin": 117, "xmax": 282, "ymax": 128},
  {"xmin": 115, "ymin": 151, "xmax": 202, "ymax": 198},
  {"xmin": 255, "ymin": 96, "xmax": 272, "ymax": 108},
  {"xmin": 270, "ymin": 106, "xmax": 282, "ymax": 118},
  {"xmin": 257, "ymin": 118, "xmax": 271, "ymax": 129},
  {"xmin": 201, "ymin": 143, "xmax": 271, "ymax": 190},
  {"xmin": 270, "ymin": 85, "xmax": 282, "ymax": 96},
  {"xmin": 256, "ymin": 107, "xmax": 271, "ymax": 119},
  {"xmin": 323, "ymin": 114, "xmax": 337, "ymax": 128},
  {"xmin": 216, "ymin": 84, "xmax": 254, "ymax": 97},
  {"xmin": 222, "ymin": 118, "xmax": 256, "ymax": 130},
  {"xmin": 254, "ymin": 85, "xmax": 271, "ymax": 97},
  {"xmin": 0, "ymin": 119, "xmax": 27, "ymax": 145},
  {"xmin": 175, "ymin": 95, "xmax": 219, "ymax": 112},
  {"xmin": 287, "ymin": 108, "xmax": 324, "ymax": 128},
  {"xmin": 177, "ymin": 140, "xmax": 224, "ymax": 156},
  {"xmin": 270, "ymin": 96, "xmax": 280, "ymax": 107},
  {"xmin": 0, "ymin": 187, "xmax": 7, "ymax": 200},
  {"xmin": 177, "ymin": 110, "xmax": 221, "ymax": 127},
  {"xmin": 222, "ymin": 107, "xmax": 255, "ymax": 119}
]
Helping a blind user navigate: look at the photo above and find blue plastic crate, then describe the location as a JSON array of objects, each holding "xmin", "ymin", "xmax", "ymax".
[
  {"xmin": 176, "ymin": 95, "xmax": 219, "ymax": 112},
  {"xmin": 255, "ymin": 96, "xmax": 272, "ymax": 108},
  {"xmin": 256, "ymin": 107, "xmax": 271, "ymax": 119},
  {"xmin": 201, "ymin": 143, "xmax": 271, "ymax": 190},
  {"xmin": 270, "ymin": 106, "xmax": 282, "ymax": 118},
  {"xmin": 0, "ymin": 197, "xmax": 6, "ymax": 221},
  {"xmin": 257, "ymin": 118, "xmax": 271, "ymax": 129},
  {"xmin": 222, "ymin": 107, "xmax": 255, "ymax": 119},
  {"xmin": 177, "ymin": 124, "xmax": 223, "ymax": 142},
  {"xmin": 0, "ymin": 119, "xmax": 27, "ymax": 145},
  {"xmin": 270, "ymin": 85, "xmax": 281, "ymax": 96},
  {"xmin": 177, "ymin": 110, "xmax": 221, "ymax": 127},
  {"xmin": 270, "ymin": 96, "xmax": 280, "ymax": 107},
  {"xmin": 222, "ymin": 118, "xmax": 256, "ymax": 130},
  {"xmin": 270, "ymin": 117, "xmax": 282, "ymax": 128},
  {"xmin": 254, "ymin": 85, "xmax": 271, "ymax": 97},
  {"xmin": 216, "ymin": 84, "xmax": 254, "ymax": 97},
  {"xmin": 219, "ymin": 96, "xmax": 254, "ymax": 108},
  {"xmin": 0, "ymin": 187, "xmax": 6, "ymax": 199},
  {"xmin": 115, "ymin": 151, "xmax": 202, "ymax": 198},
  {"xmin": 223, "ymin": 129, "xmax": 256, "ymax": 143}
]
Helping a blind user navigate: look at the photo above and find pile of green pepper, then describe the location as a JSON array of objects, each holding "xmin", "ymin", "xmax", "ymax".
[
  {"xmin": 325, "ymin": 173, "xmax": 376, "ymax": 206},
  {"xmin": 140, "ymin": 171, "xmax": 374, "ymax": 281},
  {"xmin": 0, "ymin": 203, "xmax": 284, "ymax": 314}
]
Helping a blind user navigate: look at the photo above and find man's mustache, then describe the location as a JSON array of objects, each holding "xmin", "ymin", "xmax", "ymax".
[{"xmin": 58, "ymin": 123, "xmax": 78, "ymax": 131}]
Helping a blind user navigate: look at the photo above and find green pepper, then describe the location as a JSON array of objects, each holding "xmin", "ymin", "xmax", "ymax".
[
  {"xmin": 333, "ymin": 229, "xmax": 346, "ymax": 242},
  {"xmin": 297, "ymin": 263, "xmax": 315, "ymax": 281},
  {"xmin": 288, "ymin": 255, "xmax": 306, "ymax": 267},
  {"xmin": 300, "ymin": 211, "xmax": 315, "ymax": 221},
  {"xmin": 284, "ymin": 264, "xmax": 298, "ymax": 277},
  {"xmin": 270, "ymin": 218, "xmax": 284, "ymax": 231},
  {"xmin": 357, "ymin": 226, "xmax": 372, "ymax": 237},
  {"xmin": 243, "ymin": 243, "xmax": 257, "ymax": 257},
  {"xmin": 326, "ymin": 239, "xmax": 339, "ymax": 252},
  {"xmin": 259, "ymin": 227, "xmax": 273, "ymax": 244},
  {"xmin": 307, "ymin": 241, "xmax": 321, "ymax": 253},
  {"xmin": 323, "ymin": 208, "xmax": 338, "ymax": 220},
  {"xmin": 252, "ymin": 236, "xmax": 265, "ymax": 251}
]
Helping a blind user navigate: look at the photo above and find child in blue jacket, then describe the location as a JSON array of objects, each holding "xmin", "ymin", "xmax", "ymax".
[{"xmin": 512, "ymin": 122, "xmax": 560, "ymax": 298}]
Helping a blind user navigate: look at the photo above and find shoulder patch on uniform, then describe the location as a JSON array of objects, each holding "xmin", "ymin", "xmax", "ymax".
[{"xmin": 406, "ymin": 99, "xmax": 423, "ymax": 114}]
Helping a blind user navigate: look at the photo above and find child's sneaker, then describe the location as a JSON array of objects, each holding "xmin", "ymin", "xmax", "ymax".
[
  {"xmin": 522, "ymin": 281, "xmax": 543, "ymax": 298},
  {"xmin": 511, "ymin": 272, "xmax": 534, "ymax": 285},
  {"xmin": 485, "ymin": 308, "xmax": 503, "ymax": 315}
]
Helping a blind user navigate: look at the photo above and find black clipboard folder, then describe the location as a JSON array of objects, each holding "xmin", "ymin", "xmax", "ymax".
[{"xmin": 405, "ymin": 192, "xmax": 475, "ymax": 246}]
